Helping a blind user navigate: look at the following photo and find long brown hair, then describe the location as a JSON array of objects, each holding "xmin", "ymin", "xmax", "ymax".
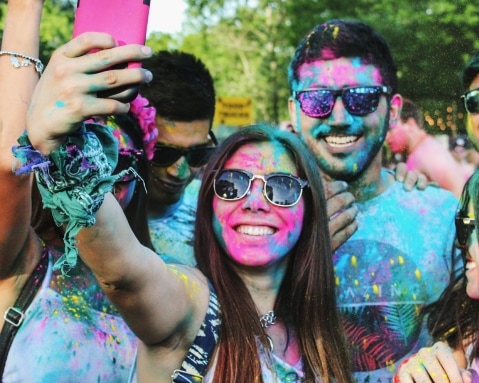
[{"xmin": 195, "ymin": 124, "xmax": 352, "ymax": 382}]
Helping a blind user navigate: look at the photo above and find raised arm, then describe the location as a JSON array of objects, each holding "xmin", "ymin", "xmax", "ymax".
[
  {"xmin": 0, "ymin": 0, "xmax": 43, "ymax": 273},
  {"xmin": 23, "ymin": 34, "xmax": 209, "ymax": 345}
]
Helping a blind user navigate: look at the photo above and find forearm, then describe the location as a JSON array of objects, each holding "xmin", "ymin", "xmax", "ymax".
[
  {"xmin": 3, "ymin": 0, "xmax": 43, "ymax": 53},
  {"xmin": 0, "ymin": 0, "xmax": 42, "ymax": 262},
  {"xmin": 0, "ymin": 0, "xmax": 42, "ymax": 150},
  {"xmin": 76, "ymin": 193, "xmax": 150, "ymax": 287},
  {"xmin": 76, "ymin": 193, "xmax": 204, "ymax": 344}
]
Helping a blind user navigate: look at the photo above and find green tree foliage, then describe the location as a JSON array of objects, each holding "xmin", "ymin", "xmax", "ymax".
[
  {"xmin": 0, "ymin": 0, "xmax": 75, "ymax": 63},
  {"xmin": 183, "ymin": 0, "xmax": 479, "ymax": 134},
  {"xmin": 2, "ymin": 0, "xmax": 477, "ymax": 135}
]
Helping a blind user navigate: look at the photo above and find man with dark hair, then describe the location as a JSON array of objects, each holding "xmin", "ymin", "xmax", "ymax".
[
  {"xmin": 288, "ymin": 19, "xmax": 459, "ymax": 382},
  {"xmin": 386, "ymin": 97, "xmax": 465, "ymax": 197},
  {"xmin": 140, "ymin": 50, "xmax": 217, "ymax": 265}
]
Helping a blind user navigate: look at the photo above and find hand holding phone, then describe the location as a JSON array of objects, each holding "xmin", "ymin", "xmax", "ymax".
[{"xmin": 73, "ymin": 0, "xmax": 151, "ymax": 102}]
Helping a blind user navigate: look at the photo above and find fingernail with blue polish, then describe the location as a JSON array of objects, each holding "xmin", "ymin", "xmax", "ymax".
[{"xmin": 144, "ymin": 69, "xmax": 153, "ymax": 83}]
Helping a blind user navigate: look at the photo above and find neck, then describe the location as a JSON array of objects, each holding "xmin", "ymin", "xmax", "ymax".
[
  {"xmin": 325, "ymin": 151, "xmax": 393, "ymax": 202},
  {"xmin": 237, "ymin": 259, "xmax": 288, "ymax": 315},
  {"xmin": 147, "ymin": 198, "xmax": 181, "ymax": 219}
]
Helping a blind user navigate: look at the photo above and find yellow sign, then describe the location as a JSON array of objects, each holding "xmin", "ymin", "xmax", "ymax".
[{"xmin": 214, "ymin": 97, "xmax": 253, "ymax": 127}]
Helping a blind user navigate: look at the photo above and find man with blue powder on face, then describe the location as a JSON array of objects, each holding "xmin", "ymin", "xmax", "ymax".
[{"xmin": 288, "ymin": 19, "xmax": 461, "ymax": 382}]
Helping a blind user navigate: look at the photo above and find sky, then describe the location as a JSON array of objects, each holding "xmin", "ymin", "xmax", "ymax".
[{"xmin": 147, "ymin": 1, "xmax": 187, "ymax": 35}]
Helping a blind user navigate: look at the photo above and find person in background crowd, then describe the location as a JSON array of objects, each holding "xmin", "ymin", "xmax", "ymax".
[
  {"xmin": 462, "ymin": 53, "xmax": 479, "ymax": 151},
  {"xmin": 288, "ymin": 19, "xmax": 460, "ymax": 382},
  {"xmin": 139, "ymin": 50, "xmax": 217, "ymax": 266},
  {"xmin": 450, "ymin": 134, "xmax": 478, "ymax": 183},
  {"xmin": 385, "ymin": 97, "xmax": 465, "ymax": 197}
]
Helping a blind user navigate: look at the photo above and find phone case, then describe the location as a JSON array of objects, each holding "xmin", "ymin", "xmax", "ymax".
[
  {"xmin": 72, "ymin": 0, "xmax": 151, "ymax": 101},
  {"xmin": 73, "ymin": 0, "xmax": 150, "ymax": 68}
]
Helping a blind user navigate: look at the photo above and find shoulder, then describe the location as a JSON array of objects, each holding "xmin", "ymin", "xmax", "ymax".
[
  {"xmin": 415, "ymin": 183, "xmax": 459, "ymax": 205},
  {"xmin": 390, "ymin": 181, "xmax": 458, "ymax": 202},
  {"xmin": 369, "ymin": 182, "xmax": 458, "ymax": 217}
]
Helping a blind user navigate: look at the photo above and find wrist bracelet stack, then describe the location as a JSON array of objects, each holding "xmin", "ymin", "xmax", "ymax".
[{"xmin": 0, "ymin": 50, "xmax": 44, "ymax": 75}]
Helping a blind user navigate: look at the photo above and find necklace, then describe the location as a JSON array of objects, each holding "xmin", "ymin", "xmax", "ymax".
[
  {"xmin": 259, "ymin": 310, "xmax": 277, "ymax": 328},
  {"xmin": 259, "ymin": 311, "xmax": 277, "ymax": 352}
]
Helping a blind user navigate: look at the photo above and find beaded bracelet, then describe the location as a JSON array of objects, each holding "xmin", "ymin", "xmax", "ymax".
[{"xmin": 0, "ymin": 50, "xmax": 44, "ymax": 75}]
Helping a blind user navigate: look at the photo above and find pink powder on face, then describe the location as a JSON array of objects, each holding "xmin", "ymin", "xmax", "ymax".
[{"xmin": 212, "ymin": 142, "xmax": 305, "ymax": 268}]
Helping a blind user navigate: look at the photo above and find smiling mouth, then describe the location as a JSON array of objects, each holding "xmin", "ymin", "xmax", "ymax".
[
  {"xmin": 236, "ymin": 225, "xmax": 276, "ymax": 236},
  {"xmin": 324, "ymin": 135, "xmax": 360, "ymax": 147}
]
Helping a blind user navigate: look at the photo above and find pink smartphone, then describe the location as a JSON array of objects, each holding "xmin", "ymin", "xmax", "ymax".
[{"xmin": 73, "ymin": 0, "xmax": 151, "ymax": 101}]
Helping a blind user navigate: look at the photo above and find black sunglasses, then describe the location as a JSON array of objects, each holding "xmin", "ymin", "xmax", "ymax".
[
  {"xmin": 214, "ymin": 169, "xmax": 309, "ymax": 207},
  {"xmin": 293, "ymin": 85, "xmax": 392, "ymax": 118},
  {"xmin": 455, "ymin": 215, "xmax": 476, "ymax": 249},
  {"xmin": 462, "ymin": 88, "xmax": 479, "ymax": 114},
  {"xmin": 113, "ymin": 148, "xmax": 143, "ymax": 183},
  {"xmin": 151, "ymin": 143, "xmax": 216, "ymax": 168}
]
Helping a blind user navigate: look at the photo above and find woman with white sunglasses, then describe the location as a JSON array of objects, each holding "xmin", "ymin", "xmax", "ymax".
[{"xmin": 19, "ymin": 46, "xmax": 352, "ymax": 382}]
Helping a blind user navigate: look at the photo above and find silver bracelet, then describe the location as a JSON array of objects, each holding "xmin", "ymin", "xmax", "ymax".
[{"xmin": 0, "ymin": 50, "xmax": 44, "ymax": 75}]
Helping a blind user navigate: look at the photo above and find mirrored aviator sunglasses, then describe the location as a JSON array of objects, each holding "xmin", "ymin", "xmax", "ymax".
[
  {"xmin": 462, "ymin": 88, "xmax": 479, "ymax": 114},
  {"xmin": 213, "ymin": 169, "xmax": 309, "ymax": 207},
  {"xmin": 151, "ymin": 144, "xmax": 216, "ymax": 168},
  {"xmin": 293, "ymin": 85, "xmax": 392, "ymax": 118}
]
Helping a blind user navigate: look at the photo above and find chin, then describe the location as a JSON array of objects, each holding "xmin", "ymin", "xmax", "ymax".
[{"xmin": 466, "ymin": 280, "xmax": 479, "ymax": 300}]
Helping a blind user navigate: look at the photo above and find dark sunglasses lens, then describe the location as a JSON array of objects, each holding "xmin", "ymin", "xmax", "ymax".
[
  {"xmin": 266, "ymin": 176, "xmax": 302, "ymax": 206},
  {"xmin": 152, "ymin": 146, "xmax": 183, "ymax": 167},
  {"xmin": 298, "ymin": 90, "xmax": 334, "ymax": 117},
  {"xmin": 215, "ymin": 170, "xmax": 250, "ymax": 200},
  {"xmin": 186, "ymin": 147, "xmax": 216, "ymax": 167},
  {"xmin": 465, "ymin": 91, "xmax": 479, "ymax": 114},
  {"xmin": 456, "ymin": 223, "xmax": 467, "ymax": 247},
  {"xmin": 343, "ymin": 87, "xmax": 381, "ymax": 115}
]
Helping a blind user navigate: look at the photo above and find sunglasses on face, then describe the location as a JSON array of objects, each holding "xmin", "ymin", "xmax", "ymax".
[
  {"xmin": 455, "ymin": 215, "xmax": 476, "ymax": 249},
  {"xmin": 114, "ymin": 148, "xmax": 143, "ymax": 183},
  {"xmin": 293, "ymin": 85, "xmax": 392, "ymax": 118},
  {"xmin": 462, "ymin": 89, "xmax": 479, "ymax": 114},
  {"xmin": 214, "ymin": 169, "xmax": 309, "ymax": 207},
  {"xmin": 151, "ymin": 143, "xmax": 216, "ymax": 168}
]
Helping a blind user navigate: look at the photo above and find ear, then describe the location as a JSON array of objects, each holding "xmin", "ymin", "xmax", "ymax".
[
  {"xmin": 288, "ymin": 97, "xmax": 300, "ymax": 134},
  {"xmin": 388, "ymin": 94, "xmax": 402, "ymax": 129}
]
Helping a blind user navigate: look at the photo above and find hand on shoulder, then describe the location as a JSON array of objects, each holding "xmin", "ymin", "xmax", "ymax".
[
  {"xmin": 392, "ymin": 162, "xmax": 429, "ymax": 191},
  {"xmin": 394, "ymin": 341, "xmax": 472, "ymax": 383}
]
